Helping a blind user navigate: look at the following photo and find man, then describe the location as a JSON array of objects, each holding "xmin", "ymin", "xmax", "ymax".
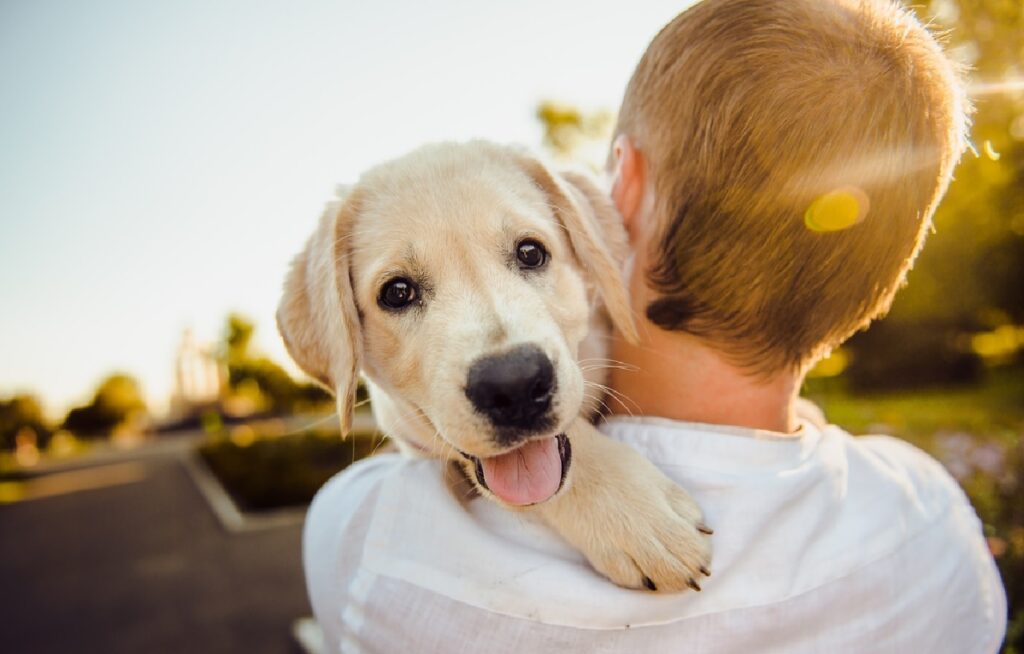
[{"xmin": 304, "ymin": 0, "xmax": 1007, "ymax": 651}]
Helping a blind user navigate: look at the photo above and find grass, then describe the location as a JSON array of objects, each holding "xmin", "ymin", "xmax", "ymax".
[{"xmin": 804, "ymin": 365, "xmax": 1024, "ymax": 449}]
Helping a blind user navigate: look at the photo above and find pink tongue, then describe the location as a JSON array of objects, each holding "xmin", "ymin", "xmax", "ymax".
[{"xmin": 480, "ymin": 437, "xmax": 562, "ymax": 506}]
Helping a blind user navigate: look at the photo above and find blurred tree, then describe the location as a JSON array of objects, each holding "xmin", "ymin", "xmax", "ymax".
[
  {"xmin": 843, "ymin": 0, "xmax": 1024, "ymax": 387},
  {"xmin": 891, "ymin": 0, "xmax": 1023, "ymax": 324},
  {"xmin": 220, "ymin": 313, "xmax": 331, "ymax": 414},
  {"xmin": 536, "ymin": 100, "xmax": 615, "ymax": 169},
  {"xmin": 62, "ymin": 374, "xmax": 147, "ymax": 438},
  {"xmin": 0, "ymin": 394, "xmax": 51, "ymax": 451},
  {"xmin": 225, "ymin": 313, "xmax": 255, "ymax": 364}
]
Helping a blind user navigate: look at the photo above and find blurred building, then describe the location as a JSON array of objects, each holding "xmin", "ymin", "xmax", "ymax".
[{"xmin": 170, "ymin": 328, "xmax": 224, "ymax": 419}]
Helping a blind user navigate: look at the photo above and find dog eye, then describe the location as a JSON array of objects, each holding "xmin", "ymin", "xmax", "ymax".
[
  {"xmin": 516, "ymin": 239, "xmax": 548, "ymax": 270},
  {"xmin": 379, "ymin": 278, "xmax": 418, "ymax": 310}
]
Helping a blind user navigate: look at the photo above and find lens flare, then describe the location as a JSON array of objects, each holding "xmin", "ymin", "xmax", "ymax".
[
  {"xmin": 805, "ymin": 187, "xmax": 869, "ymax": 233},
  {"xmin": 968, "ymin": 78, "xmax": 1024, "ymax": 97},
  {"xmin": 983, "ymin": 140, "xmax": 1001, "ymax": 161}
]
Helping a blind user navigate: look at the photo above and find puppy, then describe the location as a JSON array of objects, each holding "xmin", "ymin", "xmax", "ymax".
[{"xmin": 278, "ymin": 141, "xmax": 711, "ymax": 591}]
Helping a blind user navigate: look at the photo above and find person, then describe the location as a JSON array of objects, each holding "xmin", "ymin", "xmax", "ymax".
[{"xmin": 303, "ymin": 0, "xmax": 1007, "ymax": 651}]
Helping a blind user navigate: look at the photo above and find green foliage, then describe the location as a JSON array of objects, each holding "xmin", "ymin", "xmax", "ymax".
[
  {"xmin": 805, "ymin": 366, "xmax": 1024, "ymax": 445},
  {"xmin": 220, "ymin": 313, "xmax": 331, "ymax": 414},
  {"xmin": 198, "ymin": 430, "xmax": 386, "ymax": 511},
  {"xmin": 224, "ymin": 313, "xmax": 255, "ymax": 364},
  {"xmin": 536, "ymin": 100, "xmax": 614, "ymax": 168},
  {"xmin": 828, "ymin": 0, "xmax": 1024, "ymax": 389},
  {"xmin": 854, "ymin": 0, "xmax": 1024, "ymax": 383},
  {"xmin": 61, "ymin": 373, "xmax": 146, "ymax": 438},
  {"xmin": 228, "ymin": 357, "xmax": 309, "ymax": 413},
  {"xmin": 0, "ymin": 395, "xmax": 50, "ymax": 451},
  {"xmin": 977, "ymin": 233, "xmax": 1024, "ymax": 324},
  {"xmin": 844, "ymin": 320, "xmax": 982, "ymax": 391}
]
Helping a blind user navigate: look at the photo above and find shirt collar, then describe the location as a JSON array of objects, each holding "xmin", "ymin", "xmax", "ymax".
[{"xmin": 600, "ymin": 415, "xmax": 826, "ymax": 473}]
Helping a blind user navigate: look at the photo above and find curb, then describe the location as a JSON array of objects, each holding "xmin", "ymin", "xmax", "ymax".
[{"xmin": 180, "ymin": 452, "xmax": 306, "ymax": 533}]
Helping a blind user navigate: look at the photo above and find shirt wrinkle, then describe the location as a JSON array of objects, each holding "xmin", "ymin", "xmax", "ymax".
[{"xmin": 304, "ymin": 417, "xmax": 1008, "ymax": 653}]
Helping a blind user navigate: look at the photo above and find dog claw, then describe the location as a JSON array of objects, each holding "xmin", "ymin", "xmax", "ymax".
[
  {"xmin": 699, "ymin": 565, "xmax": 711, "ymax": 577},
  {"xmin": 697, "ymin": 523, "xmax": 714, "ymax": 535},
  {"xmin": 687, "ymin": 578, "xmax": 702, "ymax": 592},
  {"xmin": 642, "ymin": 576, "xmax": 657, "ymax": 591}
]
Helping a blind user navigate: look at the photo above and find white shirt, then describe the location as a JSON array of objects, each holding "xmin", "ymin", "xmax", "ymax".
[{"xmin": 304, "ymin": 417, "xmax": 1007, "ymax": 653}]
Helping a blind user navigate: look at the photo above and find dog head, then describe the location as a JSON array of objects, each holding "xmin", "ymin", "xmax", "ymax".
[{"xmin": 278, "ymin": 142, "xmax": 636, "ymax": 504}]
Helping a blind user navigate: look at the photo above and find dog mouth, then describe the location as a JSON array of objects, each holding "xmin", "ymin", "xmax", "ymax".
[{"xmin": 461, "ymin": 433, "xmax": 571, "ymax": 506}]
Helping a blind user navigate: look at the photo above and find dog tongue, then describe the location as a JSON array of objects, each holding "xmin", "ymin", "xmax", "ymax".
[{"xmin": 480, "ymin": 437, "xmax": 562, "ymax": 506}]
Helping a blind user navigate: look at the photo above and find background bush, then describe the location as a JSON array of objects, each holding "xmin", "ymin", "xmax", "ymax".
[{"xmin": 198, "ymin": 429, "xmax": 386, "ymax": 511}]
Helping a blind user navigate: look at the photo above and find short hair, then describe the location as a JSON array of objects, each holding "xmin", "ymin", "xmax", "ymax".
[{"xmin": 615, "ymin": 0, "xmax": 969, "ymax": 374}]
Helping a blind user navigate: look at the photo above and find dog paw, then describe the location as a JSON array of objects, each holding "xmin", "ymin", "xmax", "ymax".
[
  {"xmin": 581, "ymin": 482, "xmax": 713, "ymax": 592},
  {"xmin": 536, "ymin": 420, "xmax": 713, "ymax": 592}
]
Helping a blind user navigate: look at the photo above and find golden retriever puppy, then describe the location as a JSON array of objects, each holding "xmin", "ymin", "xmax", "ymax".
[{"xmin": 278, "ymin": 141, "xmax": 712, "ymax": 591}]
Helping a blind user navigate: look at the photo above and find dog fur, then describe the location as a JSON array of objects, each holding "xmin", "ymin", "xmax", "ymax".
[{"xmin": 278, "ymin": 141, "xmax": 711, "ymax": 591}]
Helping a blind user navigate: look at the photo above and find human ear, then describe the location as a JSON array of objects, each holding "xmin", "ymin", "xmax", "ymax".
[{"xmin": 610, "ymin": 135, "xmax": 648, "ymax": 244}]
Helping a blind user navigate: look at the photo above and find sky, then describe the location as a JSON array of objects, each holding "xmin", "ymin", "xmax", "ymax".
[{"xmin": 0, "ymin": 0, "xmax": 695, "ymax": 418}]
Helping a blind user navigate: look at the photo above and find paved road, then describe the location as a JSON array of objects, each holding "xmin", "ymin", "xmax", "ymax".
[{"xmin": 0, "ymin": 453, "xmax": 311, "ymax": 653}]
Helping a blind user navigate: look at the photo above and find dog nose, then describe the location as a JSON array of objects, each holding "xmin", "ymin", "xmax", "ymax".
[{"xmin": 465, "ymin": 344, "xmax": 555, "ymax": 431}]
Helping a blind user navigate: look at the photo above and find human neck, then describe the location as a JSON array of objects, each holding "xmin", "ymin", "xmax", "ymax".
[{"xmin": 606, "ymin": 325, "xmax": 801, "ymax": 434}]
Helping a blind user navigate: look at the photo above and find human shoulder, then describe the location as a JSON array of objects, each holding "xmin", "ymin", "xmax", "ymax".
[
  {"xmin": 843, "ymin": 430, "xmax": 1006, "ymax": 648},
  {"xmin": 823, "ymin": 427, "xmax": 996, "ymax": 585},
  {"xmin": 841, "ymin": 430, "xmax": 972, "ymax": 513},
  {"xmin": 311, "ymin": 452, "xmax": 409, "ymax": 503},
  {"xmin": 303, "ymin": 453, "xmax": 456, "ymax": 639},
  {"xmin": 303, "ymin": 453, "xmax": 446, "ymax": 578},
  {"xmin": 305, "ymin": 452, "xmax": 444, "ymax": 542}
]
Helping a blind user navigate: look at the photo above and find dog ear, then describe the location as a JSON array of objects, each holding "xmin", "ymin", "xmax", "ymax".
[
  {"xmin": 515, "ymin": 155, "xmax": 639, "ymax": 344},
  {"xmin": 277, "ymin": 191, "xmax": 364, "ymax": 435}
]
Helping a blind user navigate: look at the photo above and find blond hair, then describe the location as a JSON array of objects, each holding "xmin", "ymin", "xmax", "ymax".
[{"xmin": 616, "ymin": 0, "xmax": 969, "ymax": 373}]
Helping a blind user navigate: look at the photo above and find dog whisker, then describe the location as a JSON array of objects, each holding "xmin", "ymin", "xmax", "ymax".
[
  {"xmin": 380, "ymin": 401, "xmax": 455, "ymax": 460},
  {"xmin": 582, "ymin": 391, "xmax": 616, "ymax": 417},
  {"xmin": 578, "ymin": 359, "xmax": 639, "ymax": 372},
  {"xmin": 584, "ymin": 379, "xmax": 641, "ymax": 417},
  {"xmin": 597, "ymin": 384, "xmax": 642, "ymax": 417},
  {"xmin": 368, "ymin": 433, "xmax": 392, "ymax": 457},
  {"xmin": 580, "ymin": 363, "xmax": 638, "ymax": 373},
  {"xmin": 577, "ymin": 357, "xmax": 636, "ymax": 366},
  {"xmin": 274, "ymin": 411, "xmax": 341, "ymax": 439}
]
